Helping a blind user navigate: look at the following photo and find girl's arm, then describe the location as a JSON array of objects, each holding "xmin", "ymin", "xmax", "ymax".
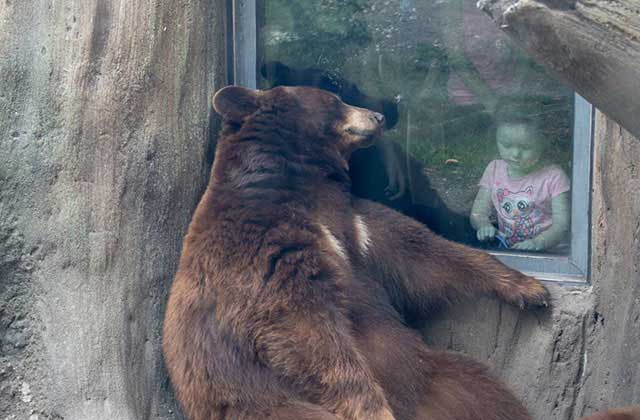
[
  {"xmin": 470, "ymin": 187, "xmax": 497, "ymax": 241},
  {"xmin": 380, "ymin": 140, "xmax": 407, "ymax": 200}
]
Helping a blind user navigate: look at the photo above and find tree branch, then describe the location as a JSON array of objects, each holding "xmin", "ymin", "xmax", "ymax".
[{"xmin": 478, "ymin": 0, "xmax": 640, "ymax": 138}]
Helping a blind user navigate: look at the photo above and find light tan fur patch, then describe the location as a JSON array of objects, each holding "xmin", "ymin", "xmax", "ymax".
[
  {"xmin": 319, "ymin": 224, "xmax": 348, "ymax": 261},
  {"xmin": 353, "ymin": 215, "xmax": 371, "ymax": 256},
  {"xmin": 341, "ymin": 107, "xmax": 375, "ymax": 133}
]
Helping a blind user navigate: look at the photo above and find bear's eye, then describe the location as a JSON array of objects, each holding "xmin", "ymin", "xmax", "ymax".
[
  {"xmin": 517, "ymin": 200, "xmax": 528, "ymax": 211},
  {"xmin": 502, "ymin": 202, "xmax": 512, "ymax": 213}
]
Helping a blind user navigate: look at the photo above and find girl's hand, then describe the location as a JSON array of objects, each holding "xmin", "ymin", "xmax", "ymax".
[
  {"xmin": 512, "ymin": 238, "xmax": 545, "ymax": 251},
  {"xmin": 477, "ymin": 225, "xmax": 497, "ymax": 241}
]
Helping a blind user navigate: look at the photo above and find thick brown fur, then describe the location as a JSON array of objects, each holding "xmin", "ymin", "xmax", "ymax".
[
  {"xmin": 581, "ymin": 407, "xmax": 640, "ymax": 420},
  {"xmin": 162, "ymin": 86, "xmax": 550, "ymax": 420}
]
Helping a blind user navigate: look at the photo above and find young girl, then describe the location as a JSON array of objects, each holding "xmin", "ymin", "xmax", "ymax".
[{"xmin": 470, "ymin": 107, "xmax": 571, "ymax": 251}]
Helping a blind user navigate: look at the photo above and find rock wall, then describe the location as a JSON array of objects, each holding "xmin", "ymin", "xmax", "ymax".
[{"xmin": 0, "ymin": 1, "xmax": 226, "ymax": 419}]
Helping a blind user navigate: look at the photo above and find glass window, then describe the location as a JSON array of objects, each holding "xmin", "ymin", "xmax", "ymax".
[{"xmin": 230, "ymin": 0, "xmax": 592, "ymax": 282}]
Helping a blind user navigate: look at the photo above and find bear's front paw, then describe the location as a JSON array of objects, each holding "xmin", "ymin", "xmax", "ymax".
[{"xmin": 497, "ymin": 274, "xmax": 550, "ymax": 310}]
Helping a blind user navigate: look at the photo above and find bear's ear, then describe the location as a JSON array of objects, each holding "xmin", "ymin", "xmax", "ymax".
[{"xmin": 212, "ymin": 86, "xmax": 261, "ymax": 122}]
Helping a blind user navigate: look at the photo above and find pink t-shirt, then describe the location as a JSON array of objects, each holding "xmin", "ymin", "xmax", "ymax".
[{"xmin": 479, "ymin": 160, "xmax": 570, "ymax": 247}]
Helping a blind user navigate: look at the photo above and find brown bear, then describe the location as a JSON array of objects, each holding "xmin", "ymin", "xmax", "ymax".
[{"xmin": 162, "ymin": 85, "xmax": 549, "ymax": 420}]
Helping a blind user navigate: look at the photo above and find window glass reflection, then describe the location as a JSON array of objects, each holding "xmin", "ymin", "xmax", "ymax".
[{"xmin": 258, "ymin": 0, "xmax": 574, "ymax": 255}]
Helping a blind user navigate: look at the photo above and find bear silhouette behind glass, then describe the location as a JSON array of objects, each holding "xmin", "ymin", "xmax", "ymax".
[
  {"xmin": 162, "ymin": 85, "xmax": 550, "ymax": 420},
  {"xmin": 260, "ymin": 61, "xmax": 477, "ymax": 245}
]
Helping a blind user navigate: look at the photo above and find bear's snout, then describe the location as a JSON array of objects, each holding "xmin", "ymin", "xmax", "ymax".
[
  {"xmin": 342, "ymin": 106, "xmax": 385, "ymax": 137},
  {"xmin": 372, "ymin": 112, "xmax": 385, "ymax": 126}
]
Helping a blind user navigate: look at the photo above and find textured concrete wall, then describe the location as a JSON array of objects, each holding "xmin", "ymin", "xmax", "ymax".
[
  {"xmin": 577, "ymin": 112, "xmax": 640, "ymax": 414},
  {"xmin": 0, "ymin": 1, "xmax": 226, "ymax": 419},
  {"xmin": 423, "ymin": 111, "xmax": 640, "ymax": 419}
]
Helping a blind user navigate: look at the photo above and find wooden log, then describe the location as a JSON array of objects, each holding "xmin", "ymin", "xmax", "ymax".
[{"xmin": 478, "ymin": 0, "xmax": 640, "ymax": 139}]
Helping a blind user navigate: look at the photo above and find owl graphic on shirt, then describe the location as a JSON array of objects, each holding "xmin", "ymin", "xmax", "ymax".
[{"xmin": 496, "ymin": 186, "xmax": 543, "ymax": 247}]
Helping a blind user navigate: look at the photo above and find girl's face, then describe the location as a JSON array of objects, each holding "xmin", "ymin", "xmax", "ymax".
[{"xmin": 496, "ymin": 123, "xmax": 543, "ymax": 174}]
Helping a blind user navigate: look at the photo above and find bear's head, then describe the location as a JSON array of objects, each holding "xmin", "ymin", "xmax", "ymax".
[
  {"xmin": 260, "ymin": 61, "xmax": 399, "ymax": 129},
  {"xmin": 213, "ymin": 85, "xmax": 385, "ymax": 157}
]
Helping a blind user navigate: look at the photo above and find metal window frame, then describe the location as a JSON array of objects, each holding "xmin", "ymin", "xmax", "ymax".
[
  {"xmin": 229, "ymin": 0, "xmax": 257, "ymax": 88},
  {"xmin": 230, "ymin": 0, "xmax": 593, "ymax": 283},
  {"xmin": 494, "ymin": 96, "xmax": 593, "ymax": 284}
]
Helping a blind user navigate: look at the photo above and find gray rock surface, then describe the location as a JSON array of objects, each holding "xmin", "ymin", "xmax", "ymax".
[{"xmin": 0, "ymin": 1, "xmax": 227, "ymax": 418}]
